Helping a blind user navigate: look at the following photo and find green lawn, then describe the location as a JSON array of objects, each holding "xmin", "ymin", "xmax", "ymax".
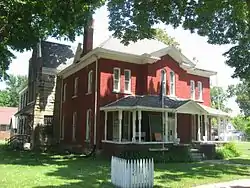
[
  {"xmin": 227, "ymin": 141, "xmax": 250, "ymax": 165},
  {"xmin": 0, "ymin": 144, "xmax": 249, "ymax": 188}
]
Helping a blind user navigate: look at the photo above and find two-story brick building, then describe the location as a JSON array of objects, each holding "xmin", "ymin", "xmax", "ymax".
[{"xmin": 58, "ymin": 26, "xmax": 229, "ymax": 155}]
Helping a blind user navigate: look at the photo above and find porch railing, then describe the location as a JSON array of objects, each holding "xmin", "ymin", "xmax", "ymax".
[{"xmin": 111, "ymin": 156, "xmax": 154, "ymax": 188}]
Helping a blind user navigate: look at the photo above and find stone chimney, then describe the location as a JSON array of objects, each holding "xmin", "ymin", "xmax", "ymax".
[{"xmin": 81, "ymin": 18, "xmax": 94, "ymax": 56}]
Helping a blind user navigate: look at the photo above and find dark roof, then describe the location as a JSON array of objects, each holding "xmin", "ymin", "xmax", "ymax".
[{"xmin": 103, "ymin": 95, "xmax": 189, "ymax": 109}]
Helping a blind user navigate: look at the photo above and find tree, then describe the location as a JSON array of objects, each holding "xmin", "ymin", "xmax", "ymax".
[
  {"xmin": 0, "ymin": 74, "xmax": 28, "ymax": 107},
  {"xmin": 228, "ymin": 80, "xmax": 250, "ymax": 116},
  {"xmin": 210, "ymin": 86, "xmax": 231, "ymax": 113},
  {"xmin": 1, "ymin": 1, "xmax": 250, "ymax": 80},
  {"xmin": 231, "ymin": 115, "xmax": 250, "ymax": 138},
  {"xmin": 154, "ymin": 28, "xmax": 180, "ymax": 49}
]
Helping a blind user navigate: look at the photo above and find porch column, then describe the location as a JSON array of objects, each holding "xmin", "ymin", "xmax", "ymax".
[
  {"xmin": 104, "ymin": 111, "xmax": 107, "ymax": 141},
  {"xmin": 204, "ymin": 114, "xmax": 208, "ymax": 141},
  {"xmin": 223, "ymin": 118, "xmax": 227, "ymax": 141},
  {"xmin": 118, "ymin": 110, "xmax": 122, "ymax": 142},
  {"xmin": 197, "ymin": 114, "xmax": 201, "ymax": 141},
  {"xmin": 174, "ymin": 112, "xmax": 178, "ymax": 140},
  {"xmin": 217, "ymin": 117, "xmax": 221, "ymax": 140},
  {"xmin": 132, "ymin": 111, "xmax": 136, "ymax": 142},
  {"xmin": 138, "ymin": 110, "xmax": 142, "ymax": 142},
  {"xmin": 165, "ymin": 111, "xmax": 168, "ymax": 142}
]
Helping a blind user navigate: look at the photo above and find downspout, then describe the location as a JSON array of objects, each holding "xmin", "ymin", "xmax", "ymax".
[
  {"xmin": 93, "ymin": 54, "xmax": 99, "ymax": 147},
  {"xmin": 59, "ymin": 76, "xmax": 63, "ymax": 143}
]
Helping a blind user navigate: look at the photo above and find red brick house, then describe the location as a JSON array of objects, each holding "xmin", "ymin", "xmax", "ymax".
[
  {"xmin": 57, "ymin": 27, "xmax": 229, "ymax": 154},
  {"xmin": 0, "ymin": 107, "xmax": 17, "ymax": 140}
]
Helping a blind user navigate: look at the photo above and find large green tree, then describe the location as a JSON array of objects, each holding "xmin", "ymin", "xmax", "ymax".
[
  {"xmin": 0, "ymin": 74, "xmax": 27, "ymax": 107},
  {"xmin": 1, "ymin": 0, "xmax": 250, "ymax": 80},
  {"xmin": 228, "ymin": 80, "xmax": 250, "ymax": 116}
]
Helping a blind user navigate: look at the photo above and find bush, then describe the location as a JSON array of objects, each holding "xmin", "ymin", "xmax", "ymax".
[
  {"xmin": 215, "ymin": 142, "xmax": 241, "ymax": 159},
  {"xmin": 118, "ymin": 145, "xmax": 192, "ymax": 163}
]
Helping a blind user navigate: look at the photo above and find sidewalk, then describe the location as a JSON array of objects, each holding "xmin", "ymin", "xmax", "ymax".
[{"xmin": 193, "ymin": 179, "xmax": 250, "ymax": 188}]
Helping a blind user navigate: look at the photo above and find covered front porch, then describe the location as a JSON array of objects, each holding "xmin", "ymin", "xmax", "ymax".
[{"xmin": 100, "ymin": 96, "xmax": 230, "ymax": 152}]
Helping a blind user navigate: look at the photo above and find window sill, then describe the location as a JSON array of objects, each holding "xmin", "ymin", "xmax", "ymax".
[
  {"xmin": 195, "ymin": 99, "xmax": 204, "ymax": 103},
  {"xmin": 124, "ymin": 91, "xmax": 132, "ymax": 95},
  {"xmin": 72, "ymin": 95, "xmax": 77, "ymax": 99},
  {"xmin": 112, "ymin": 90, "xmax": 121, "ymax": 94},
  {"xmin": 85, "ymin": 140, "xmax": 90, "ymax": 143},
  {"xmin": 86, "ymin": 92, "xmax": 92, "ymax": 95}
]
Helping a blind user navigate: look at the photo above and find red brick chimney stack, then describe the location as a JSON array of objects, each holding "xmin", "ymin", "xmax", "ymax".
[{"xmin": 82, "ymin": 18, "xmax": 94, "ymax": 56}]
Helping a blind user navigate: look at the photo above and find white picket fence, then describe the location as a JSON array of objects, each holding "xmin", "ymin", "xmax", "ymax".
[{"xmin": 111, "ymin": 156, "xmax": 154, "ymax": 188}]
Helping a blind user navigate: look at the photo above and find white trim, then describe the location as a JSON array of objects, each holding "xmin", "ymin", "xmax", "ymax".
[
  {"xmin": 19, "ymin": 86, "xmax": 28, "ymax": 95},
  {"xmin": 187, "ymin": 68, "xmax": 217, "ymax": 77},
  {"xmin": 118, "ymin": 110, "xmax": 123, "ymax": 142},
  {"xmin": 113, "ymin": 67, "xmax": 121, "ymax": 92},
  {"xmin": 104, "ymin": 111, "xmax": 107, "ymax": 141},
  {"xmin": 132, "ymin": 111, "xmax": 136, "ymax": 142},
  {"xmin": 197, "ymin": 115, "xmax": 201, "ymax": 141},
  {"xmin": 138, "ymin": 110, "xmax": 142, "ymax": 142},
  {"xmin": 58, "ymin": 47, "xmax": 159, "ymax": 79},
  {"xmin": 169, "ymin": 70, "xmax": 175, "ymax": 96},
  {"xmin": 124, "ymin": 69, "xmax": 131, "ymax": 93},
  {"xmin": 102, "ymin": 140, "xmax": 174, "ymax": 144},
  {"xmin": 175, "ymin": 100, "xmax": 207, "ymax": 114},
  {"xmin": 87, "ymin": 70, "xmax": 93, "ymax": 94}
]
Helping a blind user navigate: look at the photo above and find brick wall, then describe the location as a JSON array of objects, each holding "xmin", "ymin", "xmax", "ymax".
[{"xmin": 0, "ymin": 131, "xmax": 10, "ymax": 140}]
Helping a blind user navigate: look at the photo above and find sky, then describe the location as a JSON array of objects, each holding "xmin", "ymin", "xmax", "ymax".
[{"xmin": 0, "ymin": 6, "xmax": 241, "ymax": 116}]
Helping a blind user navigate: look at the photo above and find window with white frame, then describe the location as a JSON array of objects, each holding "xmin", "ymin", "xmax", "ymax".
[
  {"xmin": 197, "ymin": 81, "xmax": 203, "ymax": 100},
  {"xmin": 170, "ymin": 71, "xmax": 175, "ymax": 96},
  {"xmin": 87, "ymin": 70, "xmax": 93, "ymax": 93},
  {"xmin": 72, "ymin": 112, "xmax": 77, "ymax": 141},
  {"xmin": 124, "ymin": 69, "xmax": 131, "ymax": 93},
  {"xmin": 113, "ymin": 68, "xmax": 120, "ymax": 92},
  {"xmin": 63, "ymin": 83, "xmax": 67, "ymax": 102},
  {"xmin": 73, "ymin": 77, "xmax": 78, "ymax": 97},
  {"xmin": 60, "ymin": 116, "xmax": 65, "ymax": 140},
  {"xmin": 161, "ymin": 69, "xmax": 167, "ymax": 95},
  {"xmin": 190, "ymin": 80, "xmax": 195, "ymax": 100},
  {"xmin": 86, "ymin": 109, "xmax": 91, "ymax": 141}
]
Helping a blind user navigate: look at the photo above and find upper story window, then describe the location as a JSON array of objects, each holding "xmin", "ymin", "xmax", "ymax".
[
  {"xmin": 169, "ymin": 71, "xmax": 175, "ymax": 96},
  {"xmin": 197, "ymin": 81, "xmax": 203, "ymax": 101},
  {"xmin": 113, "ymin": 68, "xmax": 121, "ymax": 92},
  {"xmin": 73, "ymin": 77, "xmax": 79, "ymax": 97},
  {"xmin": 63, "ymin": 83, "xmax": 67, "ymax": 102},
  {"xmin": 124, "ymin": 69, "xmax": 131, "ymax": 93},
  {"xmin": 87, "ymin": 70, "xmax": 93, "ymax": 94},
  {"xmin": 161, "ymin": 69, "xmax": 167, "ymax": 95},
  {"xmin": 190, "ymin": 80, "xmax": 195, "ymax": 100}
]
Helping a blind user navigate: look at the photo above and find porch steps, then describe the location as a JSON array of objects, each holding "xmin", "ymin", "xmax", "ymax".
[{"xmin": 190, "ymin": 148, "xmax": 204, "ymax": 161}]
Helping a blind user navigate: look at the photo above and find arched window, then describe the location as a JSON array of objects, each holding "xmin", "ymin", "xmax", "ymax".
[{"xmin": 87, "ymin": 70, "xmax": 93, "ymax": 93}]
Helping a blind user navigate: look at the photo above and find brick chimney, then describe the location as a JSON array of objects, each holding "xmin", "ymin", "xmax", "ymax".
[{"xmin": 82, "ymin": 18, "xmax": 94, "ymax": 56}]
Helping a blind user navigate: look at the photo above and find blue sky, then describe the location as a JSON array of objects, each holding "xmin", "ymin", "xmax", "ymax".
[{"xmin": 0, "ymin": 6, "xmax": 241, "ymax": 116}]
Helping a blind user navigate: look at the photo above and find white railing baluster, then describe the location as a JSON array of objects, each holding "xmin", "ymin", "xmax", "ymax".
[{"xmin": 111, "ymin": 156, "xmax": 154, "ymax": 188}]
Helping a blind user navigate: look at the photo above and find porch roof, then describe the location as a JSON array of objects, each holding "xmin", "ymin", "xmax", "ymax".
[
  {"xmin": 100, "ymin": 95, "xmax": 230, "ymax": 118},
  {"xmin": 100, "ymin": 95, "xmax": 189, "ymax": 111}
]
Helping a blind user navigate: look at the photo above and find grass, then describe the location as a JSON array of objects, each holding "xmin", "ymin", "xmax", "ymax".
[
  {"xmin": 0, "ymin": 144, "xmax": 249, "ymax": 188},
  {"xmin": 226, "ymin": 141, "xmax": 250, "ymax": 165}
]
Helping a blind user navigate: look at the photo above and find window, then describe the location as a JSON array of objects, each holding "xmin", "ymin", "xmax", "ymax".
[
  {"xmin": 197, "ymin": 81, "xmax": 203, "ymax": 100},
  {"xmin": 170, "ymin": 71, "xmax": 175, "ymax": 96},
  {"xmin": 190, "ymin": 80, "xmax": 195, "ymax": 100},
  {"xmin": 63, "ymin": 83, "xmax": 67, "ymax": 102},
  {"xmin": 60, "ymin": 116, "xmax": 65, "ymax": 140},
  {"xmin": 73, "ymin": 77, "xmax": 79, "ymax": 97},
  {"xmin": 0, "ymin": 124, "xmax": 8, "ymax": 131},
  {"xmin": 72, "ymin": 112, "xmax": 77, "ymax": 141},
  {"xmin": 87, "ymin": 70, "xmax": 93, "ymax": 93},
  {"xmin": 124, "ymin": 69, "xmax": 131, "ymax": 93},
  {"xmin": 161, "ymin": 69, "xmax": 167, "ymax": 95},
  {"xmin": 113, "ymin": 68, "xmax": 120, "ymax": 92},
  {"xmin": 44, "ymin": 115, "xmax": 53, "ymax": 126},
  {"xmin": 86, "ymin": 109, "xmax": 92, "ymax": 141}
]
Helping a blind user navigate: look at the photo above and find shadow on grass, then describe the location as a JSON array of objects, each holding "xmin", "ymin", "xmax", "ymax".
[
  {"xmin": 227, "ymin": 158, "xmax": 250, "ymax": 165},
  {"xmin": 0, "ymin": 144, "xmax": 249, "ymax": 188}
]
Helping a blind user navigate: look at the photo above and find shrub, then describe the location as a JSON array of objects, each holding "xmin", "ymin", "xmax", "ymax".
[{"xmin": 215, "ymin": 142, "xmax": 241, "ymax": 159}]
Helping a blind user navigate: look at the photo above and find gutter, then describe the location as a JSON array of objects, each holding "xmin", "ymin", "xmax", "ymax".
[{"xmin": 93, "ymin": 54, "xmax": 99, "ymax": 146}]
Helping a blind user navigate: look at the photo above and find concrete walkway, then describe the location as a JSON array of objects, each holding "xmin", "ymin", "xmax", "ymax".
[
  {"xmin": 193, "ymin": 179, "xmax": 250, "ymax": 188},
  {"xmin": 204, "ymin": 160, "xmax": 250, "ymax": 167}
]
